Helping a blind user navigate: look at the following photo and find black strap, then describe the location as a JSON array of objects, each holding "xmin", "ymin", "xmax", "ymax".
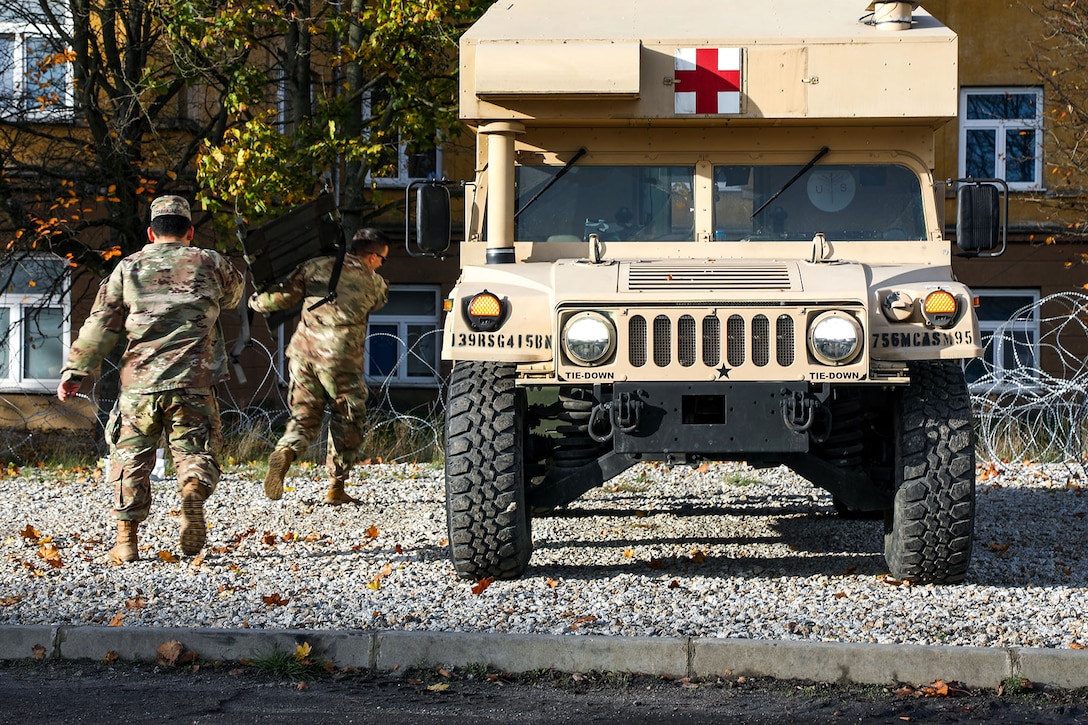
[{"xmin": 307, "ymin": 224, "xmax": 347, "ymax": 312}]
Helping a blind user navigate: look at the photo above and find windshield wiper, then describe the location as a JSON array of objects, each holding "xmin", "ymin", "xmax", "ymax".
[
  {"xmin": 751, "ymin": 146, "xmax": 830, "ymax": 218},
  {"xmin": 514, "ymin": 147, "xmax": 587, "ymax": 220}
]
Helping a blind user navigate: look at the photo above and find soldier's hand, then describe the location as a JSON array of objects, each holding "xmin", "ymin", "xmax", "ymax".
[{"xmin": 57, "ymin": 380, "xmax": 82, "ymax": 402}]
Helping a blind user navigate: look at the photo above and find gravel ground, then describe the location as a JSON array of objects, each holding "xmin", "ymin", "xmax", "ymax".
[{"xmin": 2, "ymin": 459, "xmax": 1087, "ymax": 649}]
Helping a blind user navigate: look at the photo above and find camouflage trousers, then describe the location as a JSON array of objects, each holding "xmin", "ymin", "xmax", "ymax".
[
  {"xmin": 106, "ymin": 388, "xmax": 223, "ymax": 522},
  {"xmin": 275, "ymin": 356, "xmax": 368, "ymax": 480}
]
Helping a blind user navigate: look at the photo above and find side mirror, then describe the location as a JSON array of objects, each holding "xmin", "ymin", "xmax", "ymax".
[
  {"xmin": 407, "ymin": 181, "xmax": 451, "ymax": 257},
  {"xmin": 954, "ymin": 178, "xmax": 1006, "ymax": 257}
]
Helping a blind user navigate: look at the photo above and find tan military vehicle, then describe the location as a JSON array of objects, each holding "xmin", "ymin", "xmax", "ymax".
[{"xmin": 414, "ymin": 0, "xmax": 1005, "ymax": 584}]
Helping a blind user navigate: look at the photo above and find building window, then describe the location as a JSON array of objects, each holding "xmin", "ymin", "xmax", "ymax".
[
  {"xmin": 366, "ymin": 285, "xmax": 441, "ymax": 387},
  {"xmin": 363, "ymin": 88, "xmax": 442, "ymax": 187},
  {"xmin": 959, "ymin": 88, "xmax": 1043, "ymax": 191},
  {"xmin": 0, "ymin": 3, "xmax": 71, "ymax": 120},
  {"xmin": 1, "ymin": 254, "xmax": 70, "ymax": 392},
  {"xmin": 964, "ymin": 289, "xmax": 1040, "ymax": 392}
]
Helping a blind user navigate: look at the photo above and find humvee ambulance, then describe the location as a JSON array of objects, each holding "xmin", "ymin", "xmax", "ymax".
[{"xmin": 414, "ymin": 0, "xmax": 1005, "ymax": 584}]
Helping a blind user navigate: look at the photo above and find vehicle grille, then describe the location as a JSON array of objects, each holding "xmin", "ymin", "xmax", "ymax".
[
  {"xmin": 625, "ymin": 263, "xmax": 794, "ymax": 291},
  {"xmin": 628, "ymin": 311, "xmax": 797, "ymax": 370}
]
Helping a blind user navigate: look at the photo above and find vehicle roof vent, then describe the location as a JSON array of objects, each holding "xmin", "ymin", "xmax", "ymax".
[{"xmin": 864, "ymin": 1, "xmax": 920, "ymax": 31}]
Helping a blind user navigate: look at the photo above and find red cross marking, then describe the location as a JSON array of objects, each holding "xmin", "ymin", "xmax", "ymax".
[{"xmin": 675, "ymin": 48, "xmax": 741, "ymax": 114}]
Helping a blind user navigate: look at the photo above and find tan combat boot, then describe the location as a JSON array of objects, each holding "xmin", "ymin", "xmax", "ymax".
[
  {"xmin": 179, "ymin": 478, "xmax": 209, "ymax": 556},
  {"xmin": 323, "ymin": 477, "xmax": 360, "ymax": 506},
  {"xmin": 263, "ymin": 448, "xmax": 296, "ymax": 500},
  {"xmin": 109, "ymin": 520, "xmax": 139, "ymax": 563}
]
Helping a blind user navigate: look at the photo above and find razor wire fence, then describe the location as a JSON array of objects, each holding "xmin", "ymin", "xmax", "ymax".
[{"xmin": 3, "ymin": 294, "xmax": 1088, "ymax": 473}]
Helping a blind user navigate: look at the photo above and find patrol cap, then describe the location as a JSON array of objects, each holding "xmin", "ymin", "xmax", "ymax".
[{"xmin": 150, "ymin": 195, "xmax": 191, "ymax": 221}]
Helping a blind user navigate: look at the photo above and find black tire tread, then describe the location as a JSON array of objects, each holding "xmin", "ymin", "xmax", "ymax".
[
  {"xmin": 884, "ymin": 361, "xmax": 976, "ymax": 584},
  {"xmin": 445, "ymin": 361, "xmax": 532, "ymax": 580}
]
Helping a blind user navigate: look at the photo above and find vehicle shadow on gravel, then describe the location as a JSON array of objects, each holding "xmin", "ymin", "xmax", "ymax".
[{"xmin": 531, "ymin": 485, "xmax": 1088, "ymax": 587}]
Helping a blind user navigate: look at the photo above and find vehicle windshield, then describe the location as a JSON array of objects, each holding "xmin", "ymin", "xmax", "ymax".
[
  {"xmin": 511, "ymin": 163, "xmax": 925, "ymax": 243},
  {"xmin": 515, "ymin": 165, "xmax": 695, "ymax": 242}
]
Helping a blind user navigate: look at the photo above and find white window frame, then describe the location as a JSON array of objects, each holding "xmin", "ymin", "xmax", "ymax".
[
  {"xmin": 0, "ymin": 254, "xmax": 71, "ymax": 393},
  {"xmin": 965, "ymin": 288, "xmax": 1041, "ymax": 393},
  {"xmin": 0, "ymin": 5, "xmax": 73, "ymax": 121},
  {"xmin": 362, "ymin": 90, "xmax": 443, "ymax": 188},
  {"xmin": 959, "ymin": 87, "xmax": 1043, "ymax": 192},
  {"xmin": 365, "ymin": 284, "xmax": 442, "ymax": 388}
]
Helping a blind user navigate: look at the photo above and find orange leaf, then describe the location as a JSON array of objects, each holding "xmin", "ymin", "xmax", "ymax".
[
  {"xmin": 20, "ymin": 524, "xmax": 40, "ymax": 540},
  {"xmin": 37, "ymin": 543, "xmax": 63, "ymax": 568},
  {"xmin": 108, "ymin": 612, "xmax": 124, "ymax": 627},
  {"xmin": 471, "ymin": 576, "xmax": 495, "ymax": 595},
  {"xmin": 158, "ymin": 551, "xmax": 179, "ymax": 563},
  {"xmin": 103, "ymin": 650, "xmax": 119, "ymax": 664},
  {"xmin": 365, "ymin": 525, "xmax": 380, "ymax": 539},
  {"xmin": 125, "ymin": 596, "xmax": 146, "ymax": 609},
  {"xmin": 262, "ymin": 593, "xmax": 290, "ymax": 606}
]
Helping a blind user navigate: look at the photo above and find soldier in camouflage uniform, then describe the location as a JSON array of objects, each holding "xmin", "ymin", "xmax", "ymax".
[
  {"xmin": 57, "ymin": 196, "xmax": 245, "ymax": 563},
  {"xmin": 249, "ymin": 228, "xmax": 389, "ymax": 505}
]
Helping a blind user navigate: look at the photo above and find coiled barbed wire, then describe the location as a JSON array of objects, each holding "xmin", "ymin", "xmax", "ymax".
[
  {"xmin": 970, "ymin": 291, "xmax": 1088, "ymax": 476},
  {"xmin": 4, "ymin": 296, "xmax": 1087, "ymax": 474}
]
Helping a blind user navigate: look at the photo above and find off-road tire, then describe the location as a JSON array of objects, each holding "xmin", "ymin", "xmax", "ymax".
[
  {"xmin": 884, "ymin": 361, "xmax": 975, "ymax": 584},
  {"xmin": 445, "ymin": 361, "xmax": 532, "ymax": 580}
]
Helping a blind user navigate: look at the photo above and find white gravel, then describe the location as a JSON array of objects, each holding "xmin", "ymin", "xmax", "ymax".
[{"xmin": 2, "ymin": 459, "xmax": 1086, "ymax": 649}]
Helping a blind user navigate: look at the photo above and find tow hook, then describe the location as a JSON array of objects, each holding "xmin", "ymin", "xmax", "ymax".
[
  {"xmin": 611, "ymin": 390, "xmax": 642, "ymax": 434},
  {"xmin": 782, "ymin": 389, "xmax": 817, "ymax": 432}
]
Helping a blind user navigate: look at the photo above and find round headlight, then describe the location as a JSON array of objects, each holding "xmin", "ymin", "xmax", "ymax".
[
  {"xmin": 562, "ymin": 313, "xmax": 615, "ymax": 365},
  {"xmin": 809, "ymin": 312, "xmax": 862, "ymax": 366}
]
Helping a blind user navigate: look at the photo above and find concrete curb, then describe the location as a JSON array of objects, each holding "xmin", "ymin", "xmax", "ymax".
[{"xmin": 3, "ymin": 625, "xmax": 1088, "ymax": 690}]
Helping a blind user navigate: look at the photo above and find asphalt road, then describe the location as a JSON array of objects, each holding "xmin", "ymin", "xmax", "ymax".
[{"xmin": 2, "ymin": 659, "xmax": 1087, "ymax": 725}]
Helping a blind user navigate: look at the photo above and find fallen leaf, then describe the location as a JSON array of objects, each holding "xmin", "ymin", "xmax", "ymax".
[
  {"xmin": 108, "ymin": 612, "xmax": 123, "ymax": 627},
  {"xmin": 157, "ymin": 551, "xmax": 179, "ymax": 563},
  {"xmin": 262, "ymin": 593, "xmax": 290, "ymax": 606},
  {"xmin": 103, "ymin": 651, "xmax": 119, "ymax": 664},
  {"xmin": 365, "ymin": 525, "xmax": 380, "ymax": 539},
  {"xmin": 646, "ymin": 558, "xmax": 665, "ymax": 570},
  {"xmin": 37, "ymin": 542, "xmax": 63, "ymax": 568},
  {"xmin": 125, "ymin": 596, "xmax": 146, "ymax": 610},
  {"xmin": 156, "ymin": 640, "xmax": 197, "ymax": 666},
  {"xmin": 20, "ymin": 524, "xmax": 40, "ymax": 540},
  {"xmin": 296, "ymin": 681, "xmax": 309, "ymax": 691},
  {"xmin": 32, "ymin": 645, "xmax": 46, "ymax": 660},
  {"xmin": 545, "ymin": 578, "xmax": 559, "ymax": 588},
  {"xmin": 471, "ymin": 576, "xmax": 495, "ymax": 595},
  {"xmin": 689, "ymin": 550, "xmax": 707, "ymax": 564},
  {"xmin": 427, "ymin": 683, "xmax": 450, "ymax": 692}
]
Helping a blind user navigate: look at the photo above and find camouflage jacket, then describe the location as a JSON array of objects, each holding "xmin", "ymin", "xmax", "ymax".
[
  {"xmin": 62, "ymin": 242, "xmax": 245, "ymax": 393},
  {"xmin": 249, "ymin": 254, "xmax": 388, "ymax": 373}
]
